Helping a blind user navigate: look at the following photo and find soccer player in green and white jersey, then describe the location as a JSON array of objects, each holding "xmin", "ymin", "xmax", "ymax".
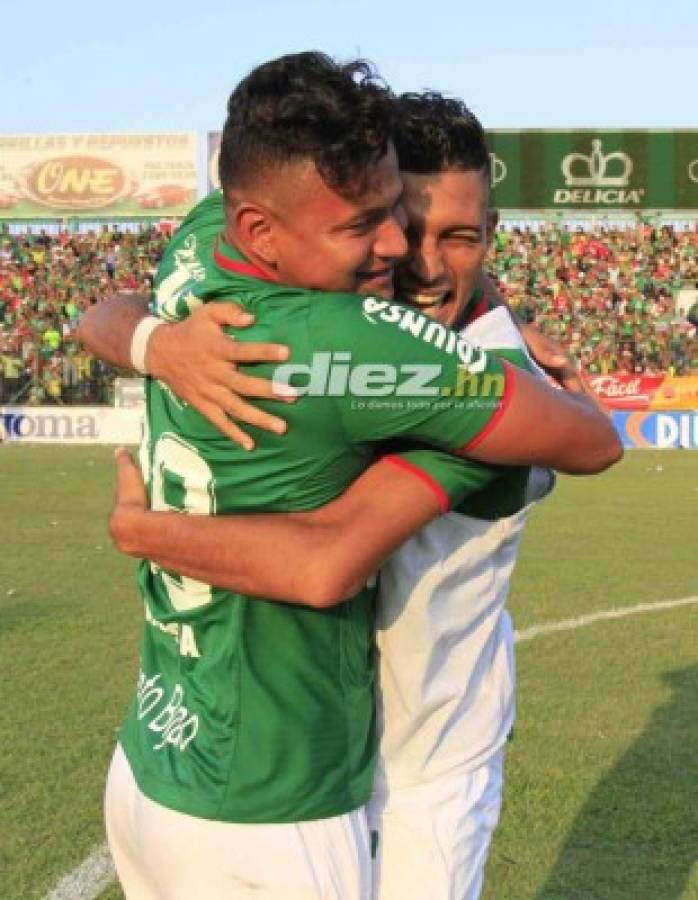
[
  {"xmin": 103, "ymin": 96, "xmax": 564, "ymax": 900},
  {"xmin": 82, "ymin": 55, "xmax": 620, "ymax": 899}
]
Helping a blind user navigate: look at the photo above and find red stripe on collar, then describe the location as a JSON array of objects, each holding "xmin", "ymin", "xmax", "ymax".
[{"xmin": 213, "ymin": 239, "xmax": 272, "ymax": 281}]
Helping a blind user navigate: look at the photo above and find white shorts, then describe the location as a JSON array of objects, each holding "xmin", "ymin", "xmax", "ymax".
[
  {"xmin": 105, "ymin": 743, "xmax": 371, "ymax": 899},
  {"xmin": 367, "ymin": 751, "xmax": 504, "ymax": 900}
]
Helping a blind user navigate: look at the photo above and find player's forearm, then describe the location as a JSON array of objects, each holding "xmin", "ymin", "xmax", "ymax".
[
  {"xmin": 77, "ymin": 293, "xmax": 150, "ymax": 369},
  {"xmin": 465, "ymin": 366, "xmax": 623, "ymax": 475},
  {"xmin": 111, "ymin": 508, "xmax": 339, "ymax": 606},
  {"xmin": 110, "ymin": 456, "xmax": 444, "ymax": 608}
]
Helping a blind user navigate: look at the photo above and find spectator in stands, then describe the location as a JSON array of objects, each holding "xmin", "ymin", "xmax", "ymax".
[
  {"xmin": 687, "ymin": 301, "xmax": 698, "ymax": 328},
  {"xmin": 0, "ymin": 342, "xmax": 23, "ymax": 403}
]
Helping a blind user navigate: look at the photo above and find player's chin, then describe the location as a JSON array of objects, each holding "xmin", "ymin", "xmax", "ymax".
[
  {"xmin": 355, "ymin": 271, "xmax": 395, "ymax": 299},
  {"xmin": 435, "ymin": 291, "xmax": 466, "ymax": 326}
]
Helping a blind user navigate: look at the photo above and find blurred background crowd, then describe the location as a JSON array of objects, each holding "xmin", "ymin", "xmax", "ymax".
[
  {"xmin": 492, "ymin": 223, "xmax": 698, "ymax": 376},
  {"xmin": 1, "ymin": 220, "xmax": 697, "ymax": 405},
  {"xmin": 0, "ymin": 224, "xmax": 168, "ymax": 404}
]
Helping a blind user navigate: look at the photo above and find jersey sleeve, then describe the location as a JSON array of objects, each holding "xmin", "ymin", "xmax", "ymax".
[
  {"xmin": 310, "ymin": 294, "xmax": 516, "ymax": 453},
  {"xmin": 383, "ymin": 449, "xmax": 501, "ymax": 512}
]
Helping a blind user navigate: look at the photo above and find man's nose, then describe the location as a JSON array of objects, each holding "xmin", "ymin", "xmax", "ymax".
[
  {"xmin": 407, "ymin": 238, "xmax": 447, "ymax": 285},
  {"xmin": 374, "ymin": 213, "xmax": 408, "ymax": 262}
]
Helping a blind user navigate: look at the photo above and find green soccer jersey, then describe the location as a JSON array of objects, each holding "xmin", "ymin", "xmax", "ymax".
[{"xmin": 119, "ymin": 192, "xmax": 518, "ymax": 824}]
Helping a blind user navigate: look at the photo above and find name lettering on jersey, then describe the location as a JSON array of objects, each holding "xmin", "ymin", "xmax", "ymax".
[
  {"xmin": 136, "ymin": 669, "xmax": 199, "ymax": 752},
  {"xmin": 144, "ymin": 602, "xmax": 201, "ymax": 658},
  {"xmin": 361, "ymin": 297, "xmax": 488, "ymax": 373}
]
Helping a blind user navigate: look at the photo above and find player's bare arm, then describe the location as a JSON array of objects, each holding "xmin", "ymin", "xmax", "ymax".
[
  {"xmin": 76, "ymin": 293, "xmax": 152, "ymax": 369},
  {"xmin": 109, "ymin": 448, "xmax": 445, "ymax": 608},
  {"xmin": 462, "ymin": 364, "xmax": 621, "ymax": 473},
  {"xmin": 83, "ymin": 294, "xmax": 620, "ymax": 474},
  {"xmin": 78, "ymin": 276, "xmax": 595, "ymax": 447},
  {"xmin": 82, "ymin": 291, "xmax": 616, "ymax": 472},
  {"xmin": 77, "ymin": 293, "xmax": 295, "ymax": 448}
]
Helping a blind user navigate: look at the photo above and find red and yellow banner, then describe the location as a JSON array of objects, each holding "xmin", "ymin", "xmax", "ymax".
[
  {"xmin": 589, "ymin": 373, "xmax": 698, "ymax": 411},
  {"xmin": 0, "ymin": 133, "xmax": 197, "ymax": 218}
]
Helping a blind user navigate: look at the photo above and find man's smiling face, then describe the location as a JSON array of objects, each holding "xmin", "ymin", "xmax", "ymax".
[
  {"xmin": 266, "ymin": 145, "xmax": 407, "ymax": 299},
  {"xmin": 396, "ymin": 167, "xmax": 496, "ymax": 325}
]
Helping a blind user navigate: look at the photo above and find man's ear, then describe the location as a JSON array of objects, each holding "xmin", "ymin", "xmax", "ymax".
[{"xmin": 234, "ymin": 202, "xmax": 278, "ymax": 269}]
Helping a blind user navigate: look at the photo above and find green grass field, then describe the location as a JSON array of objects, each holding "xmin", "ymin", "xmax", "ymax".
[{"xmin": 1, "ymin": 446, "xmax": 697, "ymax": 899}]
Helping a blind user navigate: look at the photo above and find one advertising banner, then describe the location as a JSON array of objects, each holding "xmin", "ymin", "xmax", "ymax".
[
  {"xmin": 0, "ymin": 133, "xmax": 197, "ymax": 219},
  {"xmin": 487, "ymin": 130, "xmax": 698, "ymax": 211},
  {"xmin": 612, "ymin": 410, "xmax": 698, "ymax": 449},
  {"xmin": 589, "ymin": 374, "xmax": 698, "ymax": 411},
  {"xmin": 0, "ymin": 406, "xmax": 142, "ymax": 443},
  {"xmin": 208, "ymin": 129, "xmax": 698, "ymax": 210}
]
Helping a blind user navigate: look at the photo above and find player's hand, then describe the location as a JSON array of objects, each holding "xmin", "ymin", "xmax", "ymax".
[
  {"xmin": 146, "ymin": 302, "xmax": 297, "ymax": 451},
  {"xmin": 519, "ymin": 323, "xmax": 592, "ymax": 396},
  {"xmin": 109, "ymin": 447, "xmax": 148, "ymax": 555}
]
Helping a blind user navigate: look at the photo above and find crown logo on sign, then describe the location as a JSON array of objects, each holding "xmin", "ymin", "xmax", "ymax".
[
  {"xmin": 562, "ymin": 139, "xmax": 633, "ymax": 187},
  {"xmin": 490, "ymin": 152, "xmax": 507, "ymax": 187}
]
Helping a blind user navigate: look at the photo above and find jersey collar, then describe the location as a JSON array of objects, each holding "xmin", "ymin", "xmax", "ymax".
[
  {"xmin": 213, "ymin": 235, "xmax": 273, "ymax": 282},
  {"xmin": 453, "ymin": 287, "xmax": 488, "ymax": 330}
]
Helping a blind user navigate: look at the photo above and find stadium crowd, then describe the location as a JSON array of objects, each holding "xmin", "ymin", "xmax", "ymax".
[
  {"xmin": 491, "ymin": 223, "xmax": 698, "ymax": 375},
  {"xmin": 0, "ymin": 219, "xmax": 696, "ymax": 405},
  {"xmin": 0, "ymin": 223, "xmax": 168, "ymax": 404}
]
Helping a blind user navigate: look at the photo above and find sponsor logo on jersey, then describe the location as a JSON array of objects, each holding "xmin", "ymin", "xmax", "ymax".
[
  {"xmin": 136, "ymin": 669, "xmax": 199, "ymax": 752},
  {"xmin": 554, "ymin": 140, "xmax": 645, "ymax": 206},
  {"xmin": 269, "ymin": 298, "xmax": 501, "ymax": 405},
  {"xmin": 144, "ymin": 601, "xmax": 201, "ymax": 658},
  {"xmin": 360, "ymin": 298, "xmax": 488, "ymax": 373}
]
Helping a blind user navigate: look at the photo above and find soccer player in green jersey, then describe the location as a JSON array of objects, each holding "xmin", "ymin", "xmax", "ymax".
[
  {"xmin": 81, "ymin": 54, "xmax": 620, "ymax": 899},
  {"xmin": 102, "ymin": 94, "xmax": 582, "ymax": 900}
]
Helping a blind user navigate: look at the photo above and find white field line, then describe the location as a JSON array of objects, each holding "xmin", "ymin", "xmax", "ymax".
[
  {"xmin": 45, "ymin": 594, "xmax": 698, "ymax": 900},
  {"xmin": 45, "ymin": 844, "xmax": 115, "ymax": 900},
  {"xmin": 515, "ymin": 595, "xmax": 698, "ymax": 643}
]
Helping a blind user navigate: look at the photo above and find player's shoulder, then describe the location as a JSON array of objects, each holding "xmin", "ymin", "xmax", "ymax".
[
  {"xmin": 309, "ymin": 292, "xmax": 488, "ymax": 371},
  {"xmin": 159, "ymin": 191, "xmax": 224, "ymax": 266},
  {"xmin": 176, "ymin": 190, "xmax": 225, "ymax": 239},
  {"xmin": 462, "ymin": 305, "xmax": 533, "ymax": 373},
  {"xmin": 153, "ymin": 192, "xmax": 225, "ymax": 320}
]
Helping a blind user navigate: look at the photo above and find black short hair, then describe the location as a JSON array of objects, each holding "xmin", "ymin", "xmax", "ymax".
[
  {"xmin": 219, "ymin": 51, "xmax": 395, "ymax": 199},
  {"xmin": 393, "ymin": 92, "xmax": 490, "ymax": 180}
]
